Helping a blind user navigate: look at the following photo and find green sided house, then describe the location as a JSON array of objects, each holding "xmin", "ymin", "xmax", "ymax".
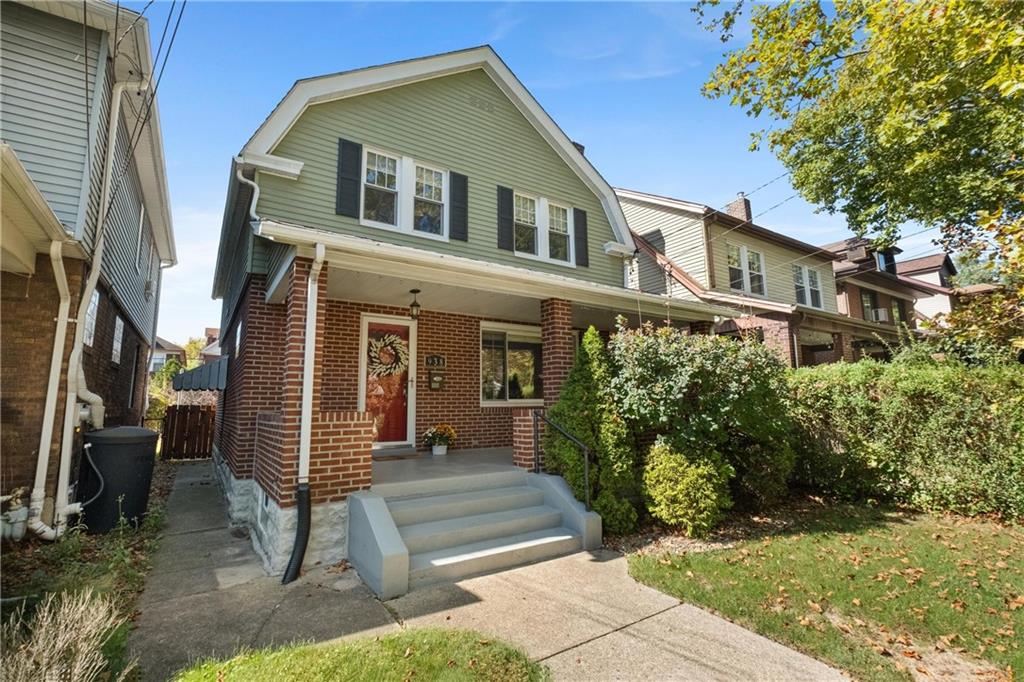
[{"xmin": 207, "ymin": 46, "xmax": 733, "ymax": 597}]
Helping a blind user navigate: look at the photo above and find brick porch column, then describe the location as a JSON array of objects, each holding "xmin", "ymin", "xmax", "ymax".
[
  {"xmin": 762, "ymin": 320, "xmax": 798, "ymax": 368},
  {"xmin": 278, "ymin": 257, "xmax": 329, "ymax": 505},
  {"xmin": 540, "ymin": 299, "xmax": 573, "ymax": 408},
  {"xmin": 511, "ymin": 407, "xmax": 538, "ymax": 471},
  {"xmin": 832, "ymin": 331, "xmax": 857, "ymax": 363}
]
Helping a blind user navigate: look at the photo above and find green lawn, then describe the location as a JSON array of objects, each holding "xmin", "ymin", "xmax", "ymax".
[
  {"xmin": 176, "ymin": 629, "xmax": 548, "ymax": 682},
  {"xmin": 629, "ymin": 504, "xmax": 1023, "ymax": 682}
]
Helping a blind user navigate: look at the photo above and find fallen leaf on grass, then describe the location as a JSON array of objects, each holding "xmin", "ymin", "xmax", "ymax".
[
  {"xmin": 852, "ymin": 598, "xmax": 862, "ymax": 607},
  {"xmin": 404, "ymin": 646, "xmax": 413, "ymax": 658}
]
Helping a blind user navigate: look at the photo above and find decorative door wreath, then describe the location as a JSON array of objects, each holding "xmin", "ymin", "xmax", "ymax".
[{"xmin": 368, "ymin": 333, "xmax": 410, "ymax": 376}]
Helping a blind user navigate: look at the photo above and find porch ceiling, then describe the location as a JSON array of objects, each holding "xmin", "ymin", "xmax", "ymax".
[{"xmin": 328, "ymin": 265, "xmax": 669, "ymax": 330}]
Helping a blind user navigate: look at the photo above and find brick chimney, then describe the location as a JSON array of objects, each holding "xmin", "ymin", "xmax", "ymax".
[{"xmin": 726, "ymin": 192, "xmax": 752, "ymax": 222}]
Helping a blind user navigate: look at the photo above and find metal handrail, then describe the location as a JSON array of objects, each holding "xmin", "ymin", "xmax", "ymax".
[{"xmin": 532, "ymin": 409, "xmax": 591, "ymax": 510}]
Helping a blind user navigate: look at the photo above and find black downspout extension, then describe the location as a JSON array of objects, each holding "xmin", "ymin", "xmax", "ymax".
[{"xmin": 281, "ymin": 483, "xmax": 311, "ymax": 584}]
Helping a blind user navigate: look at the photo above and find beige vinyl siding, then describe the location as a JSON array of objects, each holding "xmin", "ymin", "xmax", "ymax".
[
  {"xmin": 707, "ymin": 222, "xmax": 838, "ymax": 313},
  {"xmin": 619, "ymin": 197, "xmax": 709, "ymax": 286},
  {"xmin": 627, "ymin": 248, "xmax": 701, "ymax": 301},
  {"xmin": 256, "ymin": 69, "xmax": 623, "ymax": 287}
]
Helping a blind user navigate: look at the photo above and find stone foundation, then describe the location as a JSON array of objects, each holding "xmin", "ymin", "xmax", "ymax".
[
  {"xmin": 212, "ymin": 444, "xmax": 254, "ymax": 526},
  {"xmin": 250, "ymin": 484, "xmax": 348, "ymax": 575}
]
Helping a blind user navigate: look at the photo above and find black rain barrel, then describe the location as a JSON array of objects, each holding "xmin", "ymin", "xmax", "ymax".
[{"xmin": 79, "ymin": 426, "xmax": 158, "ymax": 533}]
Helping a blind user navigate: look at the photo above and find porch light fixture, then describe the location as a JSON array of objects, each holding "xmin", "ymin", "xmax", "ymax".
[{"xmin": 408, "ymin": 289, "xmax": 421, "ymax": 320}]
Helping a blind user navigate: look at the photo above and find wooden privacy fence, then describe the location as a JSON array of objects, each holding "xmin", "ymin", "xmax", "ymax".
[{"xmin": 162, "ymin": 405, "xmax": 216, "ymax": 459}]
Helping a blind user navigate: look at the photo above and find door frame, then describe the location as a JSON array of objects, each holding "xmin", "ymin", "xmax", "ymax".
[{"xmin": 357, "ymin": 312, "xmax": 418, "ymax": 448}]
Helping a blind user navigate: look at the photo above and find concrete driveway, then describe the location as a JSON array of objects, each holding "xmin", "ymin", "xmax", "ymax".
[{"xmin": 131, "ymin": 461, "xmax": 843, "ymax": 681}]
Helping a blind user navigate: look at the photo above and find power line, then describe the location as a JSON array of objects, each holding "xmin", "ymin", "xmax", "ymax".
[{"xmin": 114, "ymin": 0, "xmax": 154, "ymax": 52}]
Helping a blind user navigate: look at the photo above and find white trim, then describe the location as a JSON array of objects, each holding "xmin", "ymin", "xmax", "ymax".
[
  {"xmin": 134, "ymin": 204, "xmax": 146, "ymax": 274},
  {"xmin": 479, "ymin": 321, "xmax": 544, "ymax": 406},
  {"xmin": 792, "ymin": 264, "xmax": 824, "ymax": 310},
  {"xmin": 357, "ymin": 313, "xmax": 418, "ymax": 448},
  {"xmin": 511, "ymin": 191, "xmax": 576, "ymax": 268},
  {"xmin": 358, "ymin": 148, "xmax": 451, "ymax": 243},
  {"xmin": 258, "ymin": 219, "xmax": 735, "ymax": 321},
  {"xmin": 238, "ymin": 152, "xmax": 304, "ymax": 180},
  {"xmin": 240, "ymin": 46, "xmax": 634, "ymax": 250},
  {"xmin": 83, "ymin": 290, "xmax": 100, "ymax": 347}
]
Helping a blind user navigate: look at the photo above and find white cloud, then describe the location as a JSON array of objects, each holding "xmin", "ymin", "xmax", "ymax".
[{"xmin": 487, "ymin": 4, "xmax": 527, "ymax": 43}]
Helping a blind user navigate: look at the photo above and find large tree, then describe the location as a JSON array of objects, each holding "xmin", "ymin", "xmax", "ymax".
[{"xmin": 697, "ymin": 0, "xmax": 1023, "ymax": 352}]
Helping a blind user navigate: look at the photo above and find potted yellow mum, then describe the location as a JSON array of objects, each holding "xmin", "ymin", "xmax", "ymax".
[{"xmin": 423, "ymin": 423, "xmax": 457, "ymax": 456}]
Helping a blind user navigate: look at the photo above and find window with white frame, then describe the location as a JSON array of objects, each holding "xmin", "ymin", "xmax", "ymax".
[
  {"xmin": 548, "ymin": 204, "xmax": 571, "ymax": 262},
  {"xmin": 413, "ymin": 165, "xmax": 444, "ymax": 235},
  {"xmin": 112, "ymin": 316, "xmax": 124, "ymax": 364},
  {"xmin": 481, "ymin": 324, "xmax": 543, "ymax": 403},
  {"xmin": 135, "ymin": 205, "xmax": 148, "ymax": 274},
  {"xmin": 362, "ymin": 150, "xmax": 398, "ymax": 226},
  {"xmin": 792, "ymin": 264, "xmax": 823, "ymax": 309},
  {"xmin": 84, "ymin": 290, "xmax": 100, "ymax": 347},
  {"xmin": 727, "ymin": 244, "xmax": 766, "ymax": 295},
  {"xmin": 514, "ymin": 194, "xmax": 538, "ymax": 255},
  {"xmin": 235, "ymin": 320, "xmax": 242, "ymax": 357}
]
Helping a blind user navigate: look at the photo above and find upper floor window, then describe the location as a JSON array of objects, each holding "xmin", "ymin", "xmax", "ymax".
[
  {"xmin": 792, "ymin": 265, "xmax": 823, "ymax": 309},
  {"xmin": 514, "ymin": 194, "xmax": 538, "ymax": 255},
  {"xmin": 891, "ymin": 298, "xmax": 907, "ymax": 324},
  {"xmin": 84, "ymin": 291, "xmax": 100, "ymax": 347},
  {"xmin": 414, "ymin": 165, "xmax": 444, "ymax": 236},
  {"xmin": 548, "ymin": 204, "xmax": 571, "ymax": 263},
  {"xmin": 112, "ymin": 316, "xmax": 125, "ymax": 364},
  {"xmin": 728, "ymin": 244, "xmax": 765, "ymax": 296},
  {"xmin": 875, "ymin": 250, "xmax": 897, "ymax": 274},
  {"xmin": 860, "ymin": 286, "xmax": 876, "ymax": 319},
  {"xmin": 363, "ymin": 151, "xmax": 398, "ymax": 227}
]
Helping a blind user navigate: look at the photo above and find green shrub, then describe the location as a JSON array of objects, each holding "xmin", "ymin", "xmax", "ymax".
[
  {"xmin": 642, "ymin": 439, "xmax": 734, "ymax": 537},
  {"xmin": 790, "ymin": 361, "xmax": 1024, "ymax": 519},
  {"xmin": 544, "ymin": 327, "xmax": 638, "ymax": 533},
  {"xmin": 609, "ymin": 321, "xmax": 794, "ymax": 508}
]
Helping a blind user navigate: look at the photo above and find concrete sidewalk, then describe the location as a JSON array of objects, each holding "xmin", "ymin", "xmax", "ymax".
[
  {"xmin": 130, "ymin": 461, "xmax": 843, "ymax": 680},
  {"xmin": 128, "ymin": 462, "xmax": 397, "ymax": 680}
]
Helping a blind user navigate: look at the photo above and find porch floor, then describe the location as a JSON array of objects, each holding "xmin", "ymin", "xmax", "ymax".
[{"xmin": 370, "ymin": 447, "xmax": 517, "ymax": 498}]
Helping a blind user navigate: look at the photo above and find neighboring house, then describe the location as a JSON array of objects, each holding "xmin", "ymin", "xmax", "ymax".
[
  {"xmin": 895, "ymin": 253, "xmax": 959, "ymax": 321},
  {"xmin": 202, "ymin": 46, "xmax": 733, "ymax": 595},
  {"xmin": 618, "ymin": 189, "xmax": 901, "ymax": 366},
  {"xmin": 151, "ymin": 336, "xmax": 186, "ymax": 372},
  {"xmin": 822, "ymin": 238, "xmax": 934, "ymax": 357},
  {"xmin": 0, "ymin": 1, "xmax": 174, "ymax": 530},
  {"xmin": 199, "ymin": 327, "xmax": 221, "ymax": 365}
]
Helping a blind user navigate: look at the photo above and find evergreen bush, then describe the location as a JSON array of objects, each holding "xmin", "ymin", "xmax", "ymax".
[
  {"xmin": 543, "ymin": 327, "xmax": 639, "ymax": 533},
  {"xmin": 642, "ymin": 438, "xmax": 734, "ymax": 536}
]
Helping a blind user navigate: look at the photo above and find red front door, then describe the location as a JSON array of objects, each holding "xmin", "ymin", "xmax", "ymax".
[{"xmin": 363, "ymin": 321, "xmax": 412, "ymax": 443}]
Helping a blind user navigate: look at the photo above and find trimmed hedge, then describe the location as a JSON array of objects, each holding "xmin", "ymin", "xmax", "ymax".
[
  {"xmin": 789, "ymin": 361, "xmax": 1024, "ymax": 520},
  {"xmin": 643, "ymin": 438, "xmax": 734, "ymax": 536}
]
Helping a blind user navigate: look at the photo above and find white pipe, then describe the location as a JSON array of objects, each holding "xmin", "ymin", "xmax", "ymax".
[
  {"xmin": 234, "ymin": 161, "xmax": 260, "ymax": 224},
  {"xmin": 32, "ymin": 80, "xmax": 147, "ymax": 539},
  {"xmin": 27, "ymin": 242, "xmax": 71, "ymax": 541},
  {"xmin": 297, "ymin": 243, "xmax": 326, "ymax": 485}
]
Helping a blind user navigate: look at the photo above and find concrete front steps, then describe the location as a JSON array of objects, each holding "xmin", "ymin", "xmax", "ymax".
[{"xmin": 348, "ymin": 469, "xmax": 601, "ymax": 598}]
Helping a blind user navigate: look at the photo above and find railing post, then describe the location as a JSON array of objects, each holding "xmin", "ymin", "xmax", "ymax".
[
  {"xmin": 532, "ymin": 409, "xmax": 541, "ymax": 474},
  {"xmin": 582, "ymin": 446, "xmax": 591, "ymax": 510}
]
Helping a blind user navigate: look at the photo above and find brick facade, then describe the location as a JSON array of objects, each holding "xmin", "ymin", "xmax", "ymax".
[
  {"xmin": 540, "ymin": 299, "xmax": 574, "ymax": 409},
  {"xmin": 1, "ymin": 255, "xmax": 148, "ymax": 505},
  {"xmin": 716, "ymin": 312, "xmax": 797, "ymax": 366},
  {"xmin": 511, "ymin": 407, "xmax": 538, "ymax": 471}
]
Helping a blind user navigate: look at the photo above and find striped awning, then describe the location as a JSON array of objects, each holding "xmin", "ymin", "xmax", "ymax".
[{"xmin": 172, "ymin": 357, "xmax": 228, "ymax": 391}]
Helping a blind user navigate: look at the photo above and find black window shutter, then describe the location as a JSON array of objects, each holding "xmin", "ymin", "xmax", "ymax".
[
  {"xmin": 573, "ymin": 208, "xmax": 589, "ymax": 266},
  {"xmin": 450, "ymin": 172, "xmax": 469, "ymax": 241},
  {"xmin": 335, "ymin": 138, "xmax": 362, "ymax": 218},
  {"xmin": 497, "ymin": 186, "xmax": 514, "ymax": 251}
]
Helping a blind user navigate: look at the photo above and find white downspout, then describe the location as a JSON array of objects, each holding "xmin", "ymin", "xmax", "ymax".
[
  {"xmin": 27, "ymin": 242, "xmax": 71, "ymax": 541},
  {"xmin": 31, "ymin": 80, "xmax": 148, "ymax": 538},
  {"xmin": 298, "ymin": 243, "xmax": 326, "ymax": 485}
]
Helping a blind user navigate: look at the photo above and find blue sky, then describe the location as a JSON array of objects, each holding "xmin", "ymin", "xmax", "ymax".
[{"xmin": 148, "ymin": 1, "xmax": 939, "ymax": 343}]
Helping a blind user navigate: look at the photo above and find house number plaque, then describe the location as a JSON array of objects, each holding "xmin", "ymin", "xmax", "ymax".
[{"xmin": 425, "ymin": 355, "xmax": 446, "ymax": 390}]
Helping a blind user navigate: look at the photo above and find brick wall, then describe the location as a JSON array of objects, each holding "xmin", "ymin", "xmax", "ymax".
[
  {"xmin": 1, "ymin": 255, "xmax": 83, "ymax": 498},
  {"xmin": 80, "ymin": 280, "xmax": 151, "ymax": 426},
  {"xmin": 215, "ymin": 274, "xmax": 286, "ymax": 480},
  {"xmin": 716, "ymin": 312, "xmax": 797, "ymax": 367},
  {"xmin": 319, "ymin": 300, "xmax": 518, "ymax": 450},
  {"xmin": 511, "ymin": 407, "xmax": 538, "ymax": 471}
]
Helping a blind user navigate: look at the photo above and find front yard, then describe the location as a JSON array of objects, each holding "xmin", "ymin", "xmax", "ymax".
[
  {"xmin": 177, "ymin": 628, "xmax": 548, "ymax": 682},
  {"xmin": 627, "ymin": 500, "xmax": 1023, "ymax": 681}
]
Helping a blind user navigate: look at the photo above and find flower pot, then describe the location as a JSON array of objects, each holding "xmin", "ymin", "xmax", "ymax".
[{"xmin": 431, "ymin": 444, "xmax": 448, "ymax": 456}]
